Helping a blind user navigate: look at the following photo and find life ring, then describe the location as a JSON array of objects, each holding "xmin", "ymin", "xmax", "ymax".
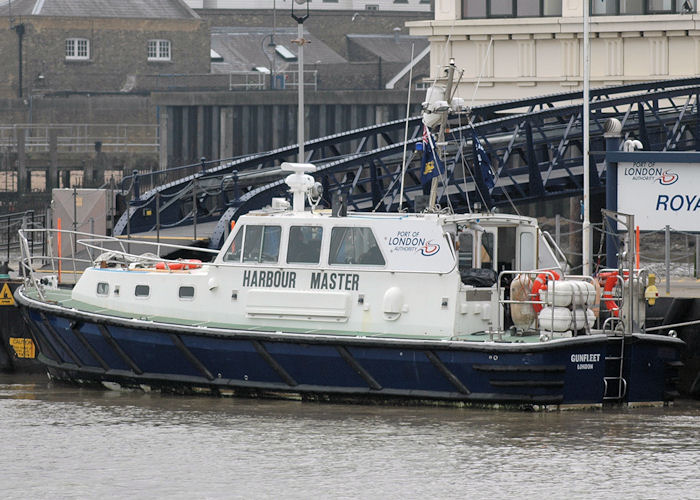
[
  {"xmin": 599, "ymin": 271, "xmax": 628, "ymax": 317},
  {"xmin": 531, "ymin": 270, "xmax": 560, "ymax": 313},
  {"xmin": 155, "ymin": 259, "xmax": 202, "ymax": 271},
  {"xmin": 601, "ymin": 272, "xmax": 623, "ymax": 317}
]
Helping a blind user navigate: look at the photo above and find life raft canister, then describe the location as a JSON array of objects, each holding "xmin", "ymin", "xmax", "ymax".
[
  {"xmin": 155, "ymin": 259, "xmax": 202, "ymax": 271},
  {"xmin": 530, "ymin": 270, "xmax": 560, "ymax": 313},
  {"xmin": 599, "ymin": 271, "xmax": 628, "ymax": 318}
]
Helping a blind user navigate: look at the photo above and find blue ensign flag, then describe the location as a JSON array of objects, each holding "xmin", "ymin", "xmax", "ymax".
[
  {"xmin": 471, "ymin": 129, "xmax": 495, "ymax": 190},
  {"xmin": 420, "ymin": 126, "xmax": 444, "ymax": 185}
]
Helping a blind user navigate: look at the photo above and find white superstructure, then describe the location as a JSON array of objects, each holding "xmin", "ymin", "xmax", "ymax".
[{"xmin": 69, "ymin": 163, "xmax": 572, "ymax": 340}]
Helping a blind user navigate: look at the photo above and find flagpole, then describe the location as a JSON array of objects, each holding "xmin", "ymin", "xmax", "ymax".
[{"xmin": 582, "ymin": 1, "xmax": 591, "ymax": 276}]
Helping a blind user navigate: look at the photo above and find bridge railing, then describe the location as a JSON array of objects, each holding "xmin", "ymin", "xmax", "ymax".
[{"xmin": 0, "ymin": 124, "xmax": 159, "ymax": 153}]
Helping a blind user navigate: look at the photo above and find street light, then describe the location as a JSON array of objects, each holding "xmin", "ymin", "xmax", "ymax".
[{"xmin": 261, "ymin": 33, "xmax": 276, "ymax": 89}]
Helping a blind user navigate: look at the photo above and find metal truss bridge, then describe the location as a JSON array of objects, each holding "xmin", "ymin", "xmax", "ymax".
[{"xmin": 113, "ymin": 77, "xmax": 700, "ymax": 250}]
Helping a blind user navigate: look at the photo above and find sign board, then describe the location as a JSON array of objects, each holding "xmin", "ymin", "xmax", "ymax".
[
  {"xmin": 0, "ymin": 283, "xmax": 15, "ymax": 305},
  {"xmin": 618, "ymin": 161, "xmax": 700, "ymax": 231}
]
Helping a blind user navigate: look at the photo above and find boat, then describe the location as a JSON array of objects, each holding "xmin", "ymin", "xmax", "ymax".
[{"xmin": 13, "ymin": 161, "xmax": 684, "ymax": 409}]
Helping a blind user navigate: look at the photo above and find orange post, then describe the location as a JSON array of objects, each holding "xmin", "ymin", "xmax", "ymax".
[
  {"xmin": 57, "ymin": 218, "xmax": 62, "ymax": 284},
  {"xmin": 635, "ymin": 225, "xmax": 640, "ymax": 270}
]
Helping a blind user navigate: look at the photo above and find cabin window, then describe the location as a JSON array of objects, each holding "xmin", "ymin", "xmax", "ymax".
[
  {"xmin": 243, "ymin": 225, "xmax": 281, "ymax": 263},
  {"xmin": 287, "ymin": 226, "xmax": 323, "ymax": 264},
  {"xmin": 329, "ymin": 227, "xmax": 385, "ymax": 266},
  {"xmin": 135, "ymin": 285, "xmax": 150, "ymax": 297},
  {"xmin": 96, "ymin": 282, "xmax": 109, "ymax": 296},
  {"xmin": 223, "ymin": 227, "xmax": 244, "ymax": 262},
  {"xmin": 497, "ymin": 227, "xmax": 516, "ymax": 272},
  {"xmin": 458, "ymin": 232, "xmax": 474, "ymax": 269},
  {"xmin": 179, "ymin": 286, "xmax": 195, "ymax": 299},
  {"xmin": 480, "ymin": 232, "xmax": 494, "ymax": 269},
  {"xmin": 519, "ymin": 232, "xmax": 535, "ymax": 270}
]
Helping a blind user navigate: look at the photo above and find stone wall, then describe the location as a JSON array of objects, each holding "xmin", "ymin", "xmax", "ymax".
[{"xmin": 0, "ymin": 16, "xmax": 209, "ymax": 98}]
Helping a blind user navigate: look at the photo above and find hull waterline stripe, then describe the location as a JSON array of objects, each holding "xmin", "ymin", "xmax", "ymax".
[
  {"xmin": 21, "ymin": 308, "xmax": 61, "ymax": 364},
  {"xmin": 424, "ymin": 350, "xmax": 471, "ymax": 395},
  {"xmin": 40, "ymin": 312, "xmax": 84, "ymax": 367},
  {"xmin": 70, "ymin": 322, "xmax": 110, "ymax": 372},
  {"xmin": 336, "ymin": 346, "xmax": 382, "ymax": 391},
  {"xmin": 169, "ymin": 333, "xmax": 215, "ymax": 381},
  {"xmin": 39, "ymin": 355, "xmax": 568, "ymax": 404},
  {"xmin": 251, "ymin": 340, "xmax": 297, "ymax": 387},
  {"xmin": 97, "ymin": 324, "xmax": 144, "ymax": 375},
  {"xmin": 472, "ymin": 364, "xmax": 565, "ymax": 373},
  {"xmin": 489, "ymin": 380, "xmax": 564, "ymax": 388}
]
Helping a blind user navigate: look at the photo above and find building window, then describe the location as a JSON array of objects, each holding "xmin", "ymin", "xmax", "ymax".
[
  {"xmin": 148, "ymin": 40, "xmax": 171, "ymax": 61},
  {"xmin": 462, "ymin": 0, "xmax": 563, "ymax": 18},
  {"xmin": 592, "ymin": 0, "xmax": 694, "ymax": 15},
  {"xmin": 65, "ymin": 38, "xmax": 90, "ymax": 60}
]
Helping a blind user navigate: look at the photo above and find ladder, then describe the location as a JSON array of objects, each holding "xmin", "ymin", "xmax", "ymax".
[{"xmin": 602, "ymin": 318, "xmax": 627, "ymax": 401}]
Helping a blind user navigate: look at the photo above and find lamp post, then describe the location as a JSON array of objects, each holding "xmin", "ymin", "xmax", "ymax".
[
  {"xmin": 291, "ymin": 0, "xmax": 309, "ymax": 163},
  {"xmin": 261, "ymin": 33, "xmax": 276, "ymax": 89}
]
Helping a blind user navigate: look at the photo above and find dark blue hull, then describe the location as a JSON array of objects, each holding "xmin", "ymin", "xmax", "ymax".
[{"xmin": 18, "ymin": 294, "xmax": 685, "ymax": 408}]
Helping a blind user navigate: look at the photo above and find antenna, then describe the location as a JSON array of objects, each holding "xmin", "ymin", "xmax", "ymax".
[{"xmin": 398, "ymin": 43, "xmax": 415, "ymax": 212}]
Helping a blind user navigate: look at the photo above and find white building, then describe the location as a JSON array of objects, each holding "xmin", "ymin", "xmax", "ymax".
[
  {"xmin": 407, "ymin": 0, "xmax": 699, "ymax": 104},
  {"xmin": 184, "ymin": 0, "xmax": 430, "ymax": 12}
]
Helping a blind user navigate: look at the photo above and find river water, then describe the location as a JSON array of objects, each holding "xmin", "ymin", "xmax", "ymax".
[{"xmin": 1, "ymin": 374, "xmax": 699, "ymax": 500}]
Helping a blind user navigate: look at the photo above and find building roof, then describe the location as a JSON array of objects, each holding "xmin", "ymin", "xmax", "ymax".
[
  {"xmin": 347, "ymin": 33, "xmax": 429, "ymax": 63},
  {"xmin": 0, "ymin": 0, "xmax": 199, "ymax": 19},
  {"xmin": 210, "ymin": 27, "xmax": 346, "ymax": 74}
]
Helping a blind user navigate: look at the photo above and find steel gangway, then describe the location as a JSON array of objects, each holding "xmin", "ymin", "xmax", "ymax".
[{"xmin": 113, "ymin": 77, "xmax": 700, "ymax": 249}]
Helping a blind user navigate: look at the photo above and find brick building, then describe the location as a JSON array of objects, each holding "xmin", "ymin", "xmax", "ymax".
[{"xmin": 0, "ymin": 0, "xmax": 209, "ymax": 98}]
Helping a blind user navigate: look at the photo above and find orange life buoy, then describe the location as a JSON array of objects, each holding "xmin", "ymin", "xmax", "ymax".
[
  {"xmin": 155, "ymin": 259, "xmax": 202, "ymax": 271},
  {"xmin": 599, "ymin": 271, "xmax": 628, "ymax": 317},
  {"xmin": 531, "ymin": 270, "xmax": 560, "ymax": 313}
]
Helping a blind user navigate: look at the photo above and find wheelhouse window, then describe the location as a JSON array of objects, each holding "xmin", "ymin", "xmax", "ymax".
[
  {"xmin": 243, "ymin": 225, "xmax": 281, "ymax": 263},
  {"xmin": 65, "ymin": 38, "xmax": 90, "ymax": 60},
  {"xmin": 96, "ymin": 282, "xmax": 109, "ymax": 296},
  {"xmin": 179, "ymin": 286, "xmax": 195, "ymax": 299},
  {"xmin": 287, "ymin": 226, "xmax": 323, "ymax": 264},
  {"xmin": 135, "ymin": 285, "xmax": 150, "ymax": 297},
  {"xmin": 223, "ymin": 227, "xmax": 243, "ymax": 262},
  {"xmin": 329, "ymin": 227, "xmax": 385, "ymax": 266},
  {"xmin": 148, "ymin": 40, "xmax": 171, "ymax": 61},
  {"xmin": 462, "ymin": 0, "xmax": 562, "ymax": 18}
]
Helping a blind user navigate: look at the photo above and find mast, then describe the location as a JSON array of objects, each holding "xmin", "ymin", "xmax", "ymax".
[
  {"xmin": 291, "ymin": 1, "xmax": 310, "ymax": 163},
  {"xmin": 582, "ymin": 2, "xmax": 591, "ymax": 276},
  {"xmin": 428, "ymin": 59, "xmax": 456, "ymax": 210}
]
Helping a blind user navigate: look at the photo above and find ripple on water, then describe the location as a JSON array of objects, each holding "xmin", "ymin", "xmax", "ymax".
[{"xmin": 1, "ymin": 374, "xmax": 699, "ymax": 499}]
